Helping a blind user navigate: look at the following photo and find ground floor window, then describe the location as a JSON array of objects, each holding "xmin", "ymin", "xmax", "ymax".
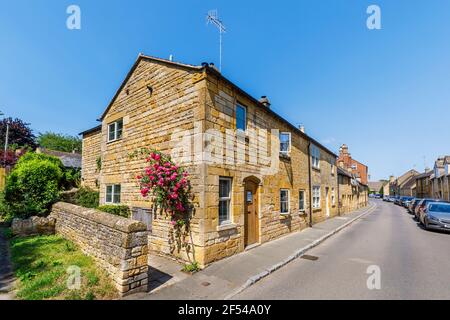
[
  {"xmin": 280, "ymin": 189, "xmax": 290, "ymax": 214},
  {"xmin": 299, "ymin": 190, "xmax": 305, "ymax": 211},
  {"xmin": 313, "ymin": 186, "xmax": 321, "ymax": 209},
  {"xmin": 106, "ymin": 184, "xmax": 121, "ymax": 204},
  {"xmin": 219, "ymin": 177, "xmax": 232, "ymax": 225},
  {"xmin": 331, "ymin": 188, "xmax": 336, "ymax": 206}
]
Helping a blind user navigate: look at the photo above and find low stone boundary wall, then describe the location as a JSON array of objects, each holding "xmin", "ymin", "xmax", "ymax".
[
  {"xmin": 12, "ymin": 216, "xmax": 56, "ymax": 237},
  {"xmin": 50, "ymin": 202, "xmax": 149, "ymax": 296}
]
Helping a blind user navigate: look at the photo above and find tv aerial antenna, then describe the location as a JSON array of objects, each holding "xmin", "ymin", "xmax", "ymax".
[{"xmin": 206, "ymin": 10, "xmax": 226, "ymax": 72}]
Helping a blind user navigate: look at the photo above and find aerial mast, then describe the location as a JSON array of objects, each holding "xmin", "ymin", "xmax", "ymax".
[{"xmin": 206, "ymin": 10, "xmax": 226, "ymax": 72}]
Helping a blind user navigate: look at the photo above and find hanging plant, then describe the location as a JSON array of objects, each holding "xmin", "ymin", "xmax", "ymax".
[{"xmin": 135, "ymin": 150, "xmax": 193, "ymax": 227}]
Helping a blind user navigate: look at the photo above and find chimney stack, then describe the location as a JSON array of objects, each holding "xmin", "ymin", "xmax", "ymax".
[
  {"xmin": 299, "ymin": 124, "xmax": 305, "ymax": 133},
  {"xmin": 259, "ymin": 96, "xmax": 271, "ymax": 108}
]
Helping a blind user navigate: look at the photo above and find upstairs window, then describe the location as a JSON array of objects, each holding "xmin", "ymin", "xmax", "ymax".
[
  {"xmin": 236, "ymin": 104, "xmax": 247, "ymax": 132},
  {"xmin": 311, "ymin": 145, "xmax": 320, "ymax": 169},
  {"xmin": 106, "ymin": 184, "xmax": 121, "ymax": 204},
  {"xmin": 280, "ymin": 132, "xmax": 291, "ymax": 154},
  {"xmin": 108, "ymin": 119, "xmax": 123, "ymax": 142}
]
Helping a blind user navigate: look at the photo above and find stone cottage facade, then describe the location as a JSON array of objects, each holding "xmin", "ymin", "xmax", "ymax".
[{"xmin": 80, "ymin": 54, "xmax": 342, "ymax": 266}]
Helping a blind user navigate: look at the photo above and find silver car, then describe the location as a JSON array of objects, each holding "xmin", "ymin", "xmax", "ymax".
[{"xmin": 421, "ymin": 202, "xmax": 450, "ymax": 231}]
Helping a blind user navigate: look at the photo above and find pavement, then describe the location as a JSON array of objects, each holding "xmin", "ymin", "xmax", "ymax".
[
  {"xmin": 234, "ymin": 200, "xmax": 450, "ymax": 300},
  {"xmin": 0, "ymin": 226, "xmax": 15, "ymax": 300},
  {"xmin": 127, "ymin": 202, "xmax": 377, "ymax": 300}
]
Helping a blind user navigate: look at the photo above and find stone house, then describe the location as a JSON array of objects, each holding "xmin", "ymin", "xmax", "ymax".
[
  {"xmin": 415, "ymin": 170, "xmax": 433, "ymax": 199},
  {"xmin": 430, "ymin": 156, "xmax": 450, "ymax": 200},
  {"xmin": 337, "ymin": 167, "xmax": 368, "ymax": 214},
  {"xmin": 389, "ymin": 169, "xmax": 419, "ymax": 196},
  {"xmin": 80, "ymin": 54, "xmax": 341, "ymax": 267}
]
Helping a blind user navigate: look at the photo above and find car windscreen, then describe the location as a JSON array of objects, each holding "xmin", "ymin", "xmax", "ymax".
[{"xmin": 429, "ymin": 204, "xmax": 450, "ymax": 213}]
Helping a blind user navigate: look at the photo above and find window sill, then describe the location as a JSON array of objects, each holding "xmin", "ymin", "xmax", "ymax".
[
  {"xmin": 107, "ymin": 138, "xmax": 123, "ymax": 145},
  {"xmin": 299, "ymin": 210, "xmax": 307, "ymax": 215},
  {"xmin": 312, "ymin": 167, "xmax": 321, "ymax": 172},
  {"xmin": 217, "ymin": 223, "xmax": 237, "ymax": 232},
  {"xmin": 279, "ymin": 153, "xmax": 291, "ymax": 161}
]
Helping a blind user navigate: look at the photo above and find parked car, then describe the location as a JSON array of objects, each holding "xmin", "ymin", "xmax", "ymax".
[
  {"xmin": 394, "ymin": 196, "xmax": 402, "ymax": 205},
  {"xmin": 420, "ymin": 202, "xmax": 450, "ymax": 231},
  {"xmin": 402, "ymin": 196, "xmax": 414, "ymax": 208},
  {"xmin": 383, "ymin": 195, "xmax": 390, "ymax": 201},
  {"xmin": 398, "ymin": 196, "xmax": 414, "ymax": 207},
  {"xmin": 388, "ymin": 196, "xmax": 396, "ymax": 202},
  {"xmin": 415, "ymin": 199, "xmax": 441, "ymax": 221},
  {"xmin": 408, "ymin": 198, "xmax": 422, "ymax": 214}
]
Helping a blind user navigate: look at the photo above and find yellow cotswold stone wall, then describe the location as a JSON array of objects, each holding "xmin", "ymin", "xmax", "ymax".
[
  {"xmin": 81, "ymin": 129, "xmax": 101, "ymax": 190},
  {"xmin": 82, "ymin": 56, "xmax": 347, "ymax": 267}
]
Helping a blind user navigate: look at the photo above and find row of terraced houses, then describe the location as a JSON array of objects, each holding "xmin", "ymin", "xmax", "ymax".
[
  {"xmin": 80, "ymin": 54, "xmax": 368, "ymax": 267},
  {"xmin": 371, "ymin": 156, "xmax": 450, "ymax": 202}
]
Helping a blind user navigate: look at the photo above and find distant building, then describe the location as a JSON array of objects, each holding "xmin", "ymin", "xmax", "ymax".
[
  {"xmin": 36, "ymin": 147, "xmax": 82, "ymax": 169},
  {"xmin": 337, "ymin": 144, "xmax": 369, "ymax": 185},
  {"xmin": 415, "ymin": 170, "xmax": 433, "ymax": 199},
  {"xmin": 368, "ymin": 180, "xmax": 388, "ymax": 194},
  {"xmin": 389, "ymin": 169, "xmax": 419, "ymax": 197},
  {"xmin": 430, "ymin": 156, "xmax": 450, "ymax": 200},
  {"xmin": 338, "ymin": 167, "xmax": 368, "ymax": 214}
]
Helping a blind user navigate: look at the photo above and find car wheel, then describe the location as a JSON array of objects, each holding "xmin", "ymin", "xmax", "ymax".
[{"xmin": 424, "ymin": 219, "xmax": 429, "ymax": 230}]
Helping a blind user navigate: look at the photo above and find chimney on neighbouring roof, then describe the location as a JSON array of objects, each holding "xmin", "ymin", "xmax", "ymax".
[
  {"xmin": 299, "ymin": 124, "xmax": 305, "ymax": 133},
  {"xmin": 259, "ymin": 96, "xmax": 271, "ymax": 108},
  {"xmin": 209, "ymin": 62, "xmax": 220, "ymax": 73},
  {"xmin": 339, "ymin": 144, "xmax": 349, "ymax": 155}
]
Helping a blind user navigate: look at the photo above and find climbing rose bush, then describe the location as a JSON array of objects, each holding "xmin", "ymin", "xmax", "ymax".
[{"xmin": 136, "ymin": 150, "xmax": 192, "ymax": 226}]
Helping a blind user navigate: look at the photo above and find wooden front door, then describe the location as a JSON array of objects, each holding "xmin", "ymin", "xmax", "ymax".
[{"xmin": 244, "ymin": 180, "xmax": 259, "ymax": 247}]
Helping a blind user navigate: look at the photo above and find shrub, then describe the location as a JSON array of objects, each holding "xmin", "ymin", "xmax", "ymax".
[
  {"xmin": 74, "ymin": 187, "xmax": 99, "ymax": 208},
  {"xmin": 63, "ymin": 169, "xmax": 81, "ymax": 190},
  {"xmin": 97, "ymin": 205, "xmax": 130, "ymax": 218},
  {"xmin": 4, "ymin": 156, "xmax": 63, "ymax": 218},
  {"xmin": 182, "ymin": 261, "xmax": 200, "ymax": 273}
]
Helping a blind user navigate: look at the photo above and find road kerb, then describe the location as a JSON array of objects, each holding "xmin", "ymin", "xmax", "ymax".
[{"xmin": 224, "ymin": 203, "xmax": 378, "ymax": 300}]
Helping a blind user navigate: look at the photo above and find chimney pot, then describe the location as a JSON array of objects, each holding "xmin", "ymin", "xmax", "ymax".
[
  {"xmin": 259, "ymin": 96, "xmax": 271, "ymax": 108},
  {"xmin": 299, "ymin": 124, "xmax": 305, "ymax": 133}
]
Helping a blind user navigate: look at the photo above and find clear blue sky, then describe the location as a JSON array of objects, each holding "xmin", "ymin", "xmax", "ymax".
[{"xmin": 1, "ymin": 0, "xmax": 449, "ymax": 180}]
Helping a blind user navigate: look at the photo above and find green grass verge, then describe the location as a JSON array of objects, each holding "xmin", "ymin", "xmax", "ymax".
[{"xmin": 10, "ymin": 235, "xmax": 118, "ymax": 300}]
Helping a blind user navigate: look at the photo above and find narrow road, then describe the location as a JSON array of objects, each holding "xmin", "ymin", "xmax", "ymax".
[{"xmin": 235, "ymin": 200, "xmax": 450, "ymax": 300}]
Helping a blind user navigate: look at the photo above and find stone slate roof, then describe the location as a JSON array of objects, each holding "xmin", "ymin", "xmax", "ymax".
[
  {"xmin": 95, "ymin": 53, "xmax": 338, "ymax": 158},
  {"xmin": 39, "ymin": 148, "xmax": 82, "ymax": 169},
  {"xmin": 368, "ymin": 181, "xmax": 387, "ymax": 192},
  {"xmin": 415, "ymin": 170, "xmax": 433, "ymax": 179}
]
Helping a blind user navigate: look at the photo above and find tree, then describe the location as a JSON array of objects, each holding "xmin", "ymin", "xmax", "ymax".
[
  {"xmin": 0, "ymin": 117, "xmax": 36, "ymax": 150},
  {"xmin": 37, "ymin": 132, "xmax": 82, "ymax": 153}
]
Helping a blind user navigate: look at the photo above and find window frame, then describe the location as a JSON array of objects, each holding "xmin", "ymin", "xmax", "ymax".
[
  {"xmin": 299, "ymin": 190, "xmax": 306, "ymax": 212},
  {"xmin": 107, "ymin": 119, "xmax": 123, "ymax": 142},
  {"xmin": 311, "ymin": 144, "xmax": 320, "ymax": 169},
  {"xmin": 105, "ymin": 184, "xmax": 121, "ymax": 204},
  {"xmin": 280, "ymin": 189, "xmax": 290, "ymax": 214},
  {"xmin": 218, "ymin": 177, "xmax": 232, "ymax": 225},
  {"xmin": 331, "ymin": 187, "xmax": 336, "ymax": 206},
  {"xmin": 236, "ymin": 104, "xmax": 247, "ymax": 132},
  {"xmin": 279, "ymin": 132, "xmax": 291, "ymax": 155},
  {"xmin": 312, "ymin": 186, "xmax": 321, "ymax": 209}
]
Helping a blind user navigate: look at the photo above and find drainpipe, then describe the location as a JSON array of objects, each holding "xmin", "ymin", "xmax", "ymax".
[
  {"xmin": 337, "ymin": 170, "xmax": 341, "ymax": 216},
  {"xmin": 308, "ymin": 141, "xmax": 313, "ymax": 227}
]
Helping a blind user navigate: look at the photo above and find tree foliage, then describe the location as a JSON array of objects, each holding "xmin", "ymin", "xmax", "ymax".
[
  {"xmin": 37, "ymin": 132, "xmax": 82, "ymax": 153},
  {"xmin": 0, "ymin": 117, "xmax": 36, "ymax": 150}
]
